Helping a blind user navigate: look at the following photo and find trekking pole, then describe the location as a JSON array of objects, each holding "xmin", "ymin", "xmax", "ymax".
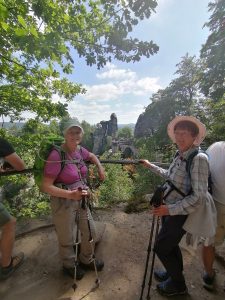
[
  {"xmin": 80, "ymin": 189, "xmax": 100, "ymax": 288},
  {"xmin": 0, "ymin": 162, "xmax": 170, "ymax": 177},
  {"xmin": 72, "ymin": 207, "xmax": 81, "ymax": 291},
  {"xmin": 139, "ymin": 184, "xmax": 166, "ymax": 300},
  {"xmin": 146, "ymin": 216, "xmax": 160, "ymax": 300},
  {"xmin": 139, "ymin": 215, "xmax": 157, "ymax": 300}
]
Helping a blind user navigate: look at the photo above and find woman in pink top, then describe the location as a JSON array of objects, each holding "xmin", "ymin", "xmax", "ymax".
[{"xmin": 41, "ymin": 118, "xmax": 105, "ymax": 280}]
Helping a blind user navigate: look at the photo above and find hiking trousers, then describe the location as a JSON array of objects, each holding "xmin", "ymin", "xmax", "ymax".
[
  {"xmin": 154, "ymin": 215, "xmax": 187, "ymax": 286},
  {"xmin": 50, "ymin": 196, "xmax": 96, "ymax": 268}
]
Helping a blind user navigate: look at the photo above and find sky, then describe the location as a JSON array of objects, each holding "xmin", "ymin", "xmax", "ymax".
[{"xmin": 54, "ymin": 0, "xmax": 211, "ymax": 125}]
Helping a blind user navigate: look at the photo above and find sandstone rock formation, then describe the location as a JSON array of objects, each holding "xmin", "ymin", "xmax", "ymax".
[{"xmin": 92, "ymin": 113, "xmax": 118, "ymax": 155}]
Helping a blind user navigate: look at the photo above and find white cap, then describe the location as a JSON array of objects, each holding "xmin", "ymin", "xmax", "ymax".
[{"xmin": 62, "ymin": 118, "xmax": 84, "ymax": 136}]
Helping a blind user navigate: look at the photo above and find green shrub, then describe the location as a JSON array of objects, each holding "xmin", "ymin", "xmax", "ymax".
[
  {"xmin": 95, "ymin": 152, "xmax": 134, "ymax": 206},
  {"xmin": 0, "ymin": 124, "xmax": 56, "ymax": 219},
  {"xmin": 134, "ymin": 137, "xmax": 165, "ymax": 196},
  {"xmin": 98, "ymin": 163, "xmax": 134, "ymax": 205},
  {"xmin": 2, "ymin": 184, "xmax": 50, "ymax": 219}
]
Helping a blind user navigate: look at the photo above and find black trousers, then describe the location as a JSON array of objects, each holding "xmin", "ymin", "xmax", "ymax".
[{"xmin": 154, "ymin": 215, "xmax": 187, "ymax": 286}]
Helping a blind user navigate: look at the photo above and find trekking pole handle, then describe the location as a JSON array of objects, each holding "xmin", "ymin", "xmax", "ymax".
[{"xmin": 77, "ymin": 187, "xmax": 87, "ymax": 210}]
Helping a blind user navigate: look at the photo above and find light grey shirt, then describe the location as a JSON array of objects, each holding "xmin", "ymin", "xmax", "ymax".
[
  {"xmin": 149, "ymin": 146, "xmax": 217, "ymax": 238},
  {"xmin": 150, "ymin": 147, "xmax": 209, "ymax": 215}
]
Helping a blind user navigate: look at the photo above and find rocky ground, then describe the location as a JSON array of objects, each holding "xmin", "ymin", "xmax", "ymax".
[{"xmin": 0, "ymin": 206, "xmax": 225, "ymax": 300}]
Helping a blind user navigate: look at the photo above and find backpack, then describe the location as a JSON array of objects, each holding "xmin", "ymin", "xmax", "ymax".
[
  {"xmin": 33, "ymin": 135, "xmax": 65, "ymax": 188},
  {"xmin": 206, "ymin": 141, "xmax": 225, "ymax": 200},
  {"xmin": 183, "ymin": 149, "xmax": 212, "ymax": 195},
  {"xmin": 165, "ymin": 149, "xmax": 212, "ymax": 198}
]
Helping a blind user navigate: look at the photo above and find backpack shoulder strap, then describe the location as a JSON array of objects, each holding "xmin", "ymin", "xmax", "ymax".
[
  {"xmin": 185, "ymin": 149, "xmax": 200, "ymax": 177},
  {"xmin": 185, "ymin": 149, "xmax": 208, "ymax": 176},
  {"xmin": 174, "ymin": 150, "xmax": 179, "ymax": 159},
  {"xmin": 165, "ymin": 149, "xmax": 210, "ymax": 199},
  {"xmin": 186, "ymin": 149, "xmax": 213, "ymax": 194},
  {"xmin": 164, "ymin": 149, "xmax": 200, "ymax": 199},
  {"xmin": 78, "ymin": 145, "xmax": 84, "ymax": 158},
  {"xmin": 52, "ymin": 145, "xmax": 66, "ymax": 174}
]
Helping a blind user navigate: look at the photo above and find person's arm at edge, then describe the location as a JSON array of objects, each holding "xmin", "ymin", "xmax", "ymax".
[{"xmin": 4, "ymin": 152, "xmax": 26, "ymax": 171}]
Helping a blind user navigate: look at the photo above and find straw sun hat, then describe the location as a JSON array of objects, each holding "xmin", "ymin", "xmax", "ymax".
[{"xmin": 167, "ymin": 116, "xmax": 206, "ymax": 146}]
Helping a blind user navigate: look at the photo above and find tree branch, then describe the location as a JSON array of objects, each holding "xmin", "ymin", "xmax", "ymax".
[{"xmin": 0, "ymin": 54, "xmax": 30, "ymax": 70}]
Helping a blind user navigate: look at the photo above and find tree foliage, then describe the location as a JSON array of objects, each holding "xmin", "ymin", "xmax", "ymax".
[
  {"xmin": 80, "ymin": 120, "xmax": 95, "ymax": 151},
  {"xmin": 135, "ymin": 54, "xmax": 204, "ymax": 145},
  {"xmin": 117, "ymin": 126, "xmax": 133, "ymax": 138},
  {"xmin": 97, "ymin": 161, "xmax": 134, "ymax": 205},
  {"xmin": 200, "ymin": 0, "xmax": 225, "ymax": 101},
  {"xmin": 206, "ymin": 96, "xmax": 225, "ymax": 142},
  {"xmin": 0, "ymin": 0, "xmax": 159, "ymax": 122},
  {"xmin": 135, "ymin": 0, "xmax": 225, "ymax": 146}
]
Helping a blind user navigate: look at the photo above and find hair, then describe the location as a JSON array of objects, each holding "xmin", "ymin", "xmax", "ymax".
[{"xmin": 174, "ymin": 120, "xmax": 199, "ymax": 137}]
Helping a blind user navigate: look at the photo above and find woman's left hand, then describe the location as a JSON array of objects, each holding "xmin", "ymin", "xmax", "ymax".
[
  {"xmin": 152, "ymin": 205, "xmax": 170, "ymax": 216},
  {"xmin": 98, "ymin": 166, "xmax": 105, "ymax": 181}
]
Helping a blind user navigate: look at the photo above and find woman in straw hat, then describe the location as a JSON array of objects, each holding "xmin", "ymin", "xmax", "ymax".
[{"xmin": 140, "ymin": 116, "xmax": 217, "ymax": 297}]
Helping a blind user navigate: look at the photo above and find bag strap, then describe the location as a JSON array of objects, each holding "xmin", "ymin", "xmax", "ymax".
[
  {"xmin": 165, "ymin": 180, "xmax": 186, "ymax": 198},
  {"xmin": 185, "ymin": 149, "xmax": 199, "ymax": 178},
  {"xmin": 60, "ymin": 146, "xmax": 87, "ymax": 187},
  {"xmin": 164, "ymin": 149, "xmax": 200, "ymax": 199},
  {"xmin": 51, "ymin": 146, "xmax": 66, "ymax": 182},
  {"xmin": 185, "ymin": 149, "xmax": 212, "ymax": 194}
]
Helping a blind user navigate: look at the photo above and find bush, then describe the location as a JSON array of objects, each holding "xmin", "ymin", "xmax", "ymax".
[
  {"xmin": 0, "ymin": 124, "xmax": 56, "ymax": 219},
  {"xmin": 98, "ymin": 163, "xmax": 134, "ymax": 206},
  {"xmin": 133, "ymin": 137, "xmax": 165, "ymax": 197},
  {"xmin": 2, "ymin": 184, "xmax": 50, "ymax": 219},
  {"xmin": 93, "ymin": 152, "xmax": 134, "ymax": 206}
]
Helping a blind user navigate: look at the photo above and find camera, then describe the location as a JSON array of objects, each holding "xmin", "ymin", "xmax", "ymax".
[{"xmin": 150, "ymin": 184, "xmax": 167, "ymax": 207}]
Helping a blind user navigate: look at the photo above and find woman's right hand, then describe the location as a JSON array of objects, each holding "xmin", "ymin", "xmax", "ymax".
[
  {"xmin": 139, "ymin": 159, "xmax": 152, "ymax": 169},
  {"xmin": 70, "ymin": 189, "xmax": 88, "ymax": 200}
]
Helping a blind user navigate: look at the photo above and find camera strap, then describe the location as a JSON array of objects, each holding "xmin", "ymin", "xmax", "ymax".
[{"xmin": 164, "ymin": 180, "xmax": 186, "ymax": 199}]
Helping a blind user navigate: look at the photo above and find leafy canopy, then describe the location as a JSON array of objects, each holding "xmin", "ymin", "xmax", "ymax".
[
  {"xmin": 0, "ymin": 0, "xmax": 159, "ymax": 122},
  {"xmin": 200, "ymin": 0, "xmax": 225, "ymax": 101}
]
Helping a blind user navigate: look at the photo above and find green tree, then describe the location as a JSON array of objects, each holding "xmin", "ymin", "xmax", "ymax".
[
  {"xmin": 0, "ymin": 0, "xmax": 159, "ymax": 122},
  {"xmin": 48, "ymin": 119, "xmax": 61, "ymax": 136},
  {"xmin": 98, "ymin": 163, "xmax": 134, "ymax": 205},
  {"xmin": 134, "ymin": 137, "xmax": 163, "ymax": 196},
  {"xmin": 0, "ymin": 120, "xmax": 64, "ymax": 219},
  {"xmin": 205, "ymin": 96, "xmax": 225, "ymax": 143},
  {"xmin": 200, "ymin": 0, "xmax": 225, "ymax": 101},
  {"xmin": 117, "ymin": 126, "xmax": 133, "ymax": 138},
  {"xmin": 80, "ymin": 120, "xmax": 95, "ymax": 151},
  {"xmin": 59, "ymin": 115, "xmax": 79, "ymax": 134},
  {"xmin": 21, "ymin": 119, "xmax": 48, "ymax": 134},
  {"xmin": 197, "ymin": 1, "xmax": 225, "ymax": 142},
  {"xmin": 134, "ymin": 54, "xmax": 204, "ymax": 146}
]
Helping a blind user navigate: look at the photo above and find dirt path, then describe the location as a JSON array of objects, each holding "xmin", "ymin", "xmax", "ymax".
[{"xmin": 0, "ymin": 207, "xmax": 225, "ymax": 300}]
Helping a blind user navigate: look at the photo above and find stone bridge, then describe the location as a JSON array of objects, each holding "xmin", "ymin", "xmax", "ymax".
[{"xmin": 112, "ymin": 138, "xmax": 138, "ymax": 158}]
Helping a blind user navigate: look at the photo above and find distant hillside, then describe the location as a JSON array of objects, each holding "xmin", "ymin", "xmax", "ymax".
[
  {"xmin": 118, "ymin": 123, "xmax": 135, "ymax": 130},
  {"xmin": 0, "ymin": 122, "xmax": 24, "ymax": 129},
  {"xmin": 0, "ymin": 122, "xmax": 136, "ymax": 131}
]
